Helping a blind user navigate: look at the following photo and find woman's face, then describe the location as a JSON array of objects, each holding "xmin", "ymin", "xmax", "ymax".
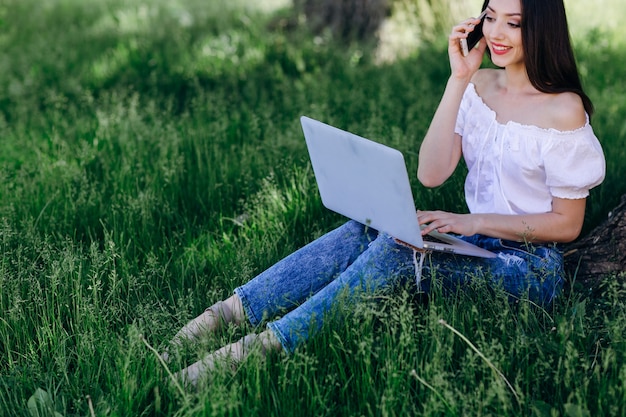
[{"xmin": 482, "ymin": 0, "xmax": 524, "ymax": 69}]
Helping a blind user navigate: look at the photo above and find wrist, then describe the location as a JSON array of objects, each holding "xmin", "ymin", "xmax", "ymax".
[
  {"xmin": 471, "ymin": 213, "xmax": 485, "ymax": 236},
  {"xmin": 448, "ymin": 74, "xmax": 472, "ymax": 87}
]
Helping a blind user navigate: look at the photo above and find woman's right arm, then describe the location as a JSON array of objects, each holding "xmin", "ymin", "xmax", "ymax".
[
  {"xmin": 417, "ymin": 16, "xmax": 487, "ymax": 188},
  {"xmin": 417, "ymin": 77, "xmax": 467, "ymax": 187}
]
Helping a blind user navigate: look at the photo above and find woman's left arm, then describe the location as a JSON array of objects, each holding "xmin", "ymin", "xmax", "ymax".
[{"xmin": 418, "ymin": 197, "xmax": 587, "ymax": 243}]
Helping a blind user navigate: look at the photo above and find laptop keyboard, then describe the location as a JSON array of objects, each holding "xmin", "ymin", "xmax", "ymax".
[{"xmin": 422, "ymin": 233, "xmax": 450, "ymax": 245}]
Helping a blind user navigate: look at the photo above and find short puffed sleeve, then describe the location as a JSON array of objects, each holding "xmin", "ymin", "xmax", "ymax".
[{"xmin": 542, "ymin": 124, "xmax": 605, "ymax": 199}]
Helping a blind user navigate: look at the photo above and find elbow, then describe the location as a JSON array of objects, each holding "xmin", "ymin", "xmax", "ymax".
[
  {"xmin": 417, "ymin": 168, "xmax": 446, "ymax": 188},
  {"xmin": 556, "ymin": 223, "xmax": 584, "ymax": 244},
  {"xmin": 559, "ymin": 230, "xmax": 582, "ymax": 244},
  {"xmin": 548, "ymin": 198, "xmax": 588, "ymax": 243}
]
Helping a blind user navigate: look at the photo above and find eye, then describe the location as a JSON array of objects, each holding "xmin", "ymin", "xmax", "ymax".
[
  {"xmin": 484, "ymin": 15, "xmax": 495, "ymax": 22},
  {"xmin": 508, "ymin": 21, "xmax": 521, "ymax": 28}
]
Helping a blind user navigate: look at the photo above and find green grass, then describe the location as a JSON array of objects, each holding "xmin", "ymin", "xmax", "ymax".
[{"xmin": 1, "ymin": 0, "xmax": 626, "ymax": 415}]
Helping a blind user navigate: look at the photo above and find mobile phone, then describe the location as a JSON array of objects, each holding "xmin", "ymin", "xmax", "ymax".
[{"xmin": 460, "ymin": 10, "xmax": 487, "ymax": 56}]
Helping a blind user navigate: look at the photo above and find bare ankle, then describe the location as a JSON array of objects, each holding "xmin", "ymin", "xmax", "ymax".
[
  {"xmin": 258, "ymin": 329, "xmax": 282, "ymax": 352},
  {"xmin": 163, "ymin": 295, "xmax": 247, "ymax": 361},
  {"xmin": 223, "ymin": 294, "xmax": 246, "ymax": 324}
]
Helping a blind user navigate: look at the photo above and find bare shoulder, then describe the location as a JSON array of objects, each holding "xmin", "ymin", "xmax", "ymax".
[
  {"xmin": 470, "ymin": 69, "xmax": 502, "ymax": 92},
  {"xmin": 544, "ymin": 92, "xmax": 587, "ymax": 131}
]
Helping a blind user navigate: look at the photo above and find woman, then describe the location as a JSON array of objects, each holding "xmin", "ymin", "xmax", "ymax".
[{"xmin": 163, "ymin": 0, "xmax": 605, "ymax": 387}]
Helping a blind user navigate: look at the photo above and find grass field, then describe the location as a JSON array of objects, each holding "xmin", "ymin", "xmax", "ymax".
[{"xmin": 1, "ymin": 0, "xmax": 626, "ymax": 415}]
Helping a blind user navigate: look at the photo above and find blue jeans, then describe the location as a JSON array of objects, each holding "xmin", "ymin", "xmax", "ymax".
[{"xmin": 234, "ymin": 220, "xmax": 564, "ymax": 353}]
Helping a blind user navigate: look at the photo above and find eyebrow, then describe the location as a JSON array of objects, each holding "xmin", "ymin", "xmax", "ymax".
[{"xmin": 486, "ymin": 5, "xmax": 522, "ymax": 17}]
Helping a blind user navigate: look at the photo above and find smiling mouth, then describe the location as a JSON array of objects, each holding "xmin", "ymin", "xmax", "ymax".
[{"xmin": 491, "ymin": 43, "xmax": 511, "ymax": 54}]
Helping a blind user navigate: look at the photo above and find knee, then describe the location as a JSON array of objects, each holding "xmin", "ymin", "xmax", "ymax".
[
  {"xmin": 363, "ymin": 233, "xmax": 416, "ymax": 271},
  {"xmin": 344, "ymin": 219, "xmax": 367, "ymax": 234},
  {"xmin": 368, "ymin": 232, "xmax": 404, "ymax": 252},
  {"xmin": 339, "ymin": 220, "xmax": 377, "ymax": 241}
]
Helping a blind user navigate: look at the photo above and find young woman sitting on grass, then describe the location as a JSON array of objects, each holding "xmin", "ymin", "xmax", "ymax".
[{"xmin": 162, "ymin": 0, "xmax": 605, "ymax": 388}]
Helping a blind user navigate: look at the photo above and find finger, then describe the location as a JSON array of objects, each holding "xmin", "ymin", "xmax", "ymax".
[
  {"xmin": 456, "ymin": 15, "xmax": 483, "ymax": 36},
  {"xmin": 417, "ymin": 211, "xmax": 433, "ymax": 222},
  {"xmin": 422, "ymin": 222, "xmax": 448, "ymax": 235},
  {"xmin": 418, "ymin": 213, "xmax": 442, "ymax": 226},
  {"xmin": 459, "ymin": 38, "xmax": 469, "ymax": 56},
  {"xmin": 421, "ymin": 223, "xmax": 435, "ymax": 235},
  {"xmin": 462, "ymin": 17, "xmax": 481, "ymax": 29},
  {"xmin": 451, "ymin": 21, "xmax": 472, "ymax": 38}
]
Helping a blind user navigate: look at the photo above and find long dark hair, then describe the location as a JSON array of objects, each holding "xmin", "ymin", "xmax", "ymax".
[{"xmin": 480, "ymin": 0, "xmax": 594, "ymax": 117}]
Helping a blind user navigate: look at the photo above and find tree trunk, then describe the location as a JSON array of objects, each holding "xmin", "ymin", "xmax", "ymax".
[
  {"xmin": 564, "ymin": 194, "xmax": 626, "ymax": 289},
  {"xmin": 294, "ymin": 0, "xmax": 389, "ymax": 41}
]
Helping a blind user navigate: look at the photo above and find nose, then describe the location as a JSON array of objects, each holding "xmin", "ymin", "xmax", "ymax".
[{"xmin": 485, "ymin": 19, "xmax": 506, "ymax": 41}]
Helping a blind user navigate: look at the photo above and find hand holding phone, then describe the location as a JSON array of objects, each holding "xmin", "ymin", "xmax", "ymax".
[{"xmin": 460, "ymin": 10, "xmax": 487, "ymax": 56}]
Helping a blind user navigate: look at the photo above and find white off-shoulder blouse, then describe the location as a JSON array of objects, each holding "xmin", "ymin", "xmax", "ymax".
[{"xmin": 455, "ymin": 83, "xmax": 605, "ymax": 215}]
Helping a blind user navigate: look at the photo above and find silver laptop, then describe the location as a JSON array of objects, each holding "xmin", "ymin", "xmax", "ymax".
[{"xmin": 300, "ymin": 116, "xmax": 496, "ymax": 258}]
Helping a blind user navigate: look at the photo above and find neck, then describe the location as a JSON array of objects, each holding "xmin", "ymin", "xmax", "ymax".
[{"xmin": 501, "ymin": 65, "xmax": 536, "ymax": 95}]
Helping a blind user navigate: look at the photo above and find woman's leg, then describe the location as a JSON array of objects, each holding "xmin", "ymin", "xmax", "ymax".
[
  {"xmin": 172, "ymin": 235, "xmax": 564, "ymax": 387},
  {"xmin": 174, "ymin": 231, "xmax": 417, "ymax": 387}
]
